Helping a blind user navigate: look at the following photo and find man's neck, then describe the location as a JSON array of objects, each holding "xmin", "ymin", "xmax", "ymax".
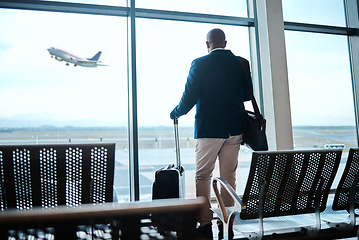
[{"xmin": 210, "ymin": 48, "xmax": 225, "ymax": 53}]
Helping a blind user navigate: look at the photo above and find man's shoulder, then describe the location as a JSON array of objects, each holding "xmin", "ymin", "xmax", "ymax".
[
  {"xmin": 193, "ymin": 53, "xmax": 212, "ymax": 62},
  {"xmin": 237, "ymin": 56, "xmax": 249, "ymax": 63},
  {"xmin": 191, "ymin": 55, "xmax": 210, "ymax": 68}
]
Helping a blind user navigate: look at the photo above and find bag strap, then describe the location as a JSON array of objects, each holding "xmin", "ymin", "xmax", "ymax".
[{"xmin": 238, "ymin": 57, "xmax": 261, "ymax": 118}]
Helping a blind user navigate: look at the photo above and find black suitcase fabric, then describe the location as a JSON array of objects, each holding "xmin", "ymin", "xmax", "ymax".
[
  {"xmin": 152, "ymin": 118, "xmax": 185, "ymax": 199},
  {"xmin": 152, "ymin": 165, "xmax": 185, "ymax": 199}
]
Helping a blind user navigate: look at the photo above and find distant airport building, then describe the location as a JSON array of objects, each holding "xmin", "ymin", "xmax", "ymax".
[{"xmin": 324, "ymin": 144, "xmax": 345, "ymax": 149}]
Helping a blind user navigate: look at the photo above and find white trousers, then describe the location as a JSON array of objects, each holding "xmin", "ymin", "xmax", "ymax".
[{"xmin": 195, "ymin": 135, "xmax": 243, "ymax": 226}]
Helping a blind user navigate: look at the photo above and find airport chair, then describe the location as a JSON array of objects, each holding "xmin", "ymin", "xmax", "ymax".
[
  {"xmin": 323, "ymin": 148, "xmax": 359, "ymax": 230},
  {"xmin": 212, "ymin": 149, "xmax": 342, "ymax": 240},
  {"xmin": 0, "ymin": 143, "xmax": 115, "ymax": 211}
]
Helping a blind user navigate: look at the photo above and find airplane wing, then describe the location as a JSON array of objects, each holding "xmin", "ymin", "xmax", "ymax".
[
  {"xmin": 97, "ymin": 63, "xmax": 109, "ymax": 66},
  {"xmin": 77, "ymin": 60, "xmax": 97, "ymax": 64},
  {"xmin": 77, "ymin": 59, "xmax": 108, "ymax": 67}
]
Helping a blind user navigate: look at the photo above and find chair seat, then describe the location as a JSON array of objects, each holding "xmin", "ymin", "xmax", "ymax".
[
  {"xmin": 213, "ymin": 206, "xmax": 320, "ymax": 238},
  {"xmin": 234, "ymin": 213, "xmax": 319, "ymax": 237},
  {"xmin": 322, "ymin": 196, "xmax": 359, "ymax": 230}
]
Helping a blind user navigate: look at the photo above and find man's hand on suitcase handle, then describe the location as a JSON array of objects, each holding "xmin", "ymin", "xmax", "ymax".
[{"xmin": 169, "ymin": 112, "xmax": 178, "ymax": 124}]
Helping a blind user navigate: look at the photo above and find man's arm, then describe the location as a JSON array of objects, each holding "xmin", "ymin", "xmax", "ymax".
[
  {"xmin": 238, "ymin": 57, "xmax": 253, "ymax": 102},
  {"xmin": 170, "ymin": 60, "xmax": 202, "ymax": 119}
]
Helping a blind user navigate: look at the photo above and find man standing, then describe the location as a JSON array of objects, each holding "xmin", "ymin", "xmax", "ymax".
[{"xmin": 170, "ymin": 28, "xmax": 252, "ymax": 239}]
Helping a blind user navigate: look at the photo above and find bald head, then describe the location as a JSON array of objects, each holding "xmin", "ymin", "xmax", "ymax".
[{"xmin": 206, "ymin": 28, "xmax": 227, "ymax": 52}]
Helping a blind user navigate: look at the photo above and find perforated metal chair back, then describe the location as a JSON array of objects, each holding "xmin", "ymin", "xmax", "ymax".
[
  {"xmin": 240, "ymin": 149, "xmax": 342, "ymax": 220},
  {"xmin": 0, "ymin": 143, "xmax": 115, "ymax": 211},
  {"xmin": 332, "ymin": 148, "xmax": 359, "ymax": 211}
]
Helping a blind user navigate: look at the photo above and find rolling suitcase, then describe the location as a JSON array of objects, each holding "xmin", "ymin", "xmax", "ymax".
[
  {"xmin": 152, "ymin": 117, "xmax": 185, "ymax": 199},
  {"xmin": 151, "ymin": 118, "xmax": 190, "ymax": 238}
]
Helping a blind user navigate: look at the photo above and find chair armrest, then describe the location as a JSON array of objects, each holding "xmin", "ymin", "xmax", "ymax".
[{"xmin": 212, "ymin": 177, "xmax": 245, "ymax": 224}]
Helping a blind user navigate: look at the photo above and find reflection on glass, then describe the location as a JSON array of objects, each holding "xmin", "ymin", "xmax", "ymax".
[
  {"xmin": 0, "ymin": 9, "xmax": 129, "ymax": 201},
  {"xmin": 136, "ymin": 19, "xmax": 252, "ymax": 200},
  {"xmin": 136, "ymin": 0, "xmax": 247, "ymax": 17},
  {"xmin": 282, "ymin": 0, "xmax": 346, "ymax": 26}
]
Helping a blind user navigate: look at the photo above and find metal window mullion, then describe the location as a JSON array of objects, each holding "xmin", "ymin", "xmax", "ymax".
[
  {"xmin": 0, "ymin": 1, "xmax": 356, "ymax": 33},
  {"xmin": 284, "ymin": 21, "xmax": 355, "ymax": 36},
  {"xmin": 0, "ymin": 0, "xmax": 128, "ymax": 16},
  {"xmin": 127, "ymin": 0, "xmax": 140, "ymax": 201},
  {"xmin": 135, "ymin": 8, "xmax": 254, "ymax": 26},
  {"xmin": 344, "ymin": 0, "xmax": 359, "ymax": 147},
  {"xmin": 247, "ymin": 0, "xmax": 265, "ymax": 115},
  {"xmin": 0, "ymin": 0, "xmax": 254, "ymax": 26}
]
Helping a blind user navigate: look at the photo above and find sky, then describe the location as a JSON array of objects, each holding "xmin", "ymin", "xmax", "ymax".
[
  {"xmin": 0, "ymin": 10, "xmax": 128, "ymax": 126},
  {"xmin": 0, "ymin": 0, "xmax": 355, "ymax": 128}
]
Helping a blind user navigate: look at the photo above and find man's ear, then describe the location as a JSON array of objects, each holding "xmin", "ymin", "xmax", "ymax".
[
  {"xmin": 223, "ymin": 40, "xmax": 227, "ymax": 48},
  {"xmin": 206, "ymin": 41, "xmax": 210, "ymax": 49}
]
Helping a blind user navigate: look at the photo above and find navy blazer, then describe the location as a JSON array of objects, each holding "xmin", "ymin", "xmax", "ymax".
[{"xmin": 170, "ymin": 49, "xmax": 252, "ymax": 139}]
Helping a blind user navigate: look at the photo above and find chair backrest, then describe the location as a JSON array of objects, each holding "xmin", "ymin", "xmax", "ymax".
[
  {"xmin": 0, "ymin": 143, "xmax": 115, "ymax": 211},
  {"xmin": 240, "ymin": 149, "xmax": 342, "ymax": 220},
  {"xmin": 332, "ymin": 148, "xmax": 359, "ymax": 211},
  {"xmin": 0, "ymin": 198, "xmax": 204, "ymax": 239}
]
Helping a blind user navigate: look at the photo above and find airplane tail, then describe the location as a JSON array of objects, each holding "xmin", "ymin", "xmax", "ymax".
[{"xmin": 87, "ymin": 51, "xmax": 102, "ymax": 61}]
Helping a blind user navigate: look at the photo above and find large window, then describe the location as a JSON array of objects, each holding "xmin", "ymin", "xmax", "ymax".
[
  {"xmin": 281, "ymin": 0, "xmax": 357, "ymax": 191},
  {"xmin": 286, "ymin": 31, "xmax": 355, "ymax": 150},
  {"xmin": 136, "ymin": 19, "xmax": 252, "ymax": 200},
  {"xmin": 0, "ymin": 9, "xmax": 130, "ymax": 201},
  {"xmin": 1, "ymin": 0, "xmax": 359, "ymax": 201}
]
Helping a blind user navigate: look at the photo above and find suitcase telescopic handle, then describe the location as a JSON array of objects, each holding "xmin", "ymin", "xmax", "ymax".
[{"xmin": 174, "ymin": 117, "xmax": 181, "ymax": 169}]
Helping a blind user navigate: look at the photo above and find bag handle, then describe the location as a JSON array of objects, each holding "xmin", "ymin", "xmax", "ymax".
[{"xmin": 238, "ymin": 57, "xmax": 261, "ymax": 118}]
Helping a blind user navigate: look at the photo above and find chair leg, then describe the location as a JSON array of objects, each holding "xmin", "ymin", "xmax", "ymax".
[
  {"xmin": 223, "ymin": 222, "xmax": 229, "ymax": 240},
  {"xmin": 225, "ymin": 214, "xmax": 236, "ymax": 240},
  {"xmin": 349, "ymin": 174, "xmax": 359, "ymax": 229},
  {"xmin": 258, "ymin": 180, "xmax": 268, "ymax": 239},
  {"xmin": 314, "ymin": 177, "xmax": 324, "ymax": 233}
]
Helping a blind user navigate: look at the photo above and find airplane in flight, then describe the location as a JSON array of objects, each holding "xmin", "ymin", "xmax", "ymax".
[{"xmin": 47, "ymin": 47, "xmax": 108, "ymax": 67}]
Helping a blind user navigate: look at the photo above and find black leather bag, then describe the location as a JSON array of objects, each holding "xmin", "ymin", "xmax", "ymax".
[
  {"xmin": 239, "ymin": 58, "xmax": 269, "ymax": 151},
  {"xmin": 243, "ymin": 110, "xmax": 268, "ymax": 151}
]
